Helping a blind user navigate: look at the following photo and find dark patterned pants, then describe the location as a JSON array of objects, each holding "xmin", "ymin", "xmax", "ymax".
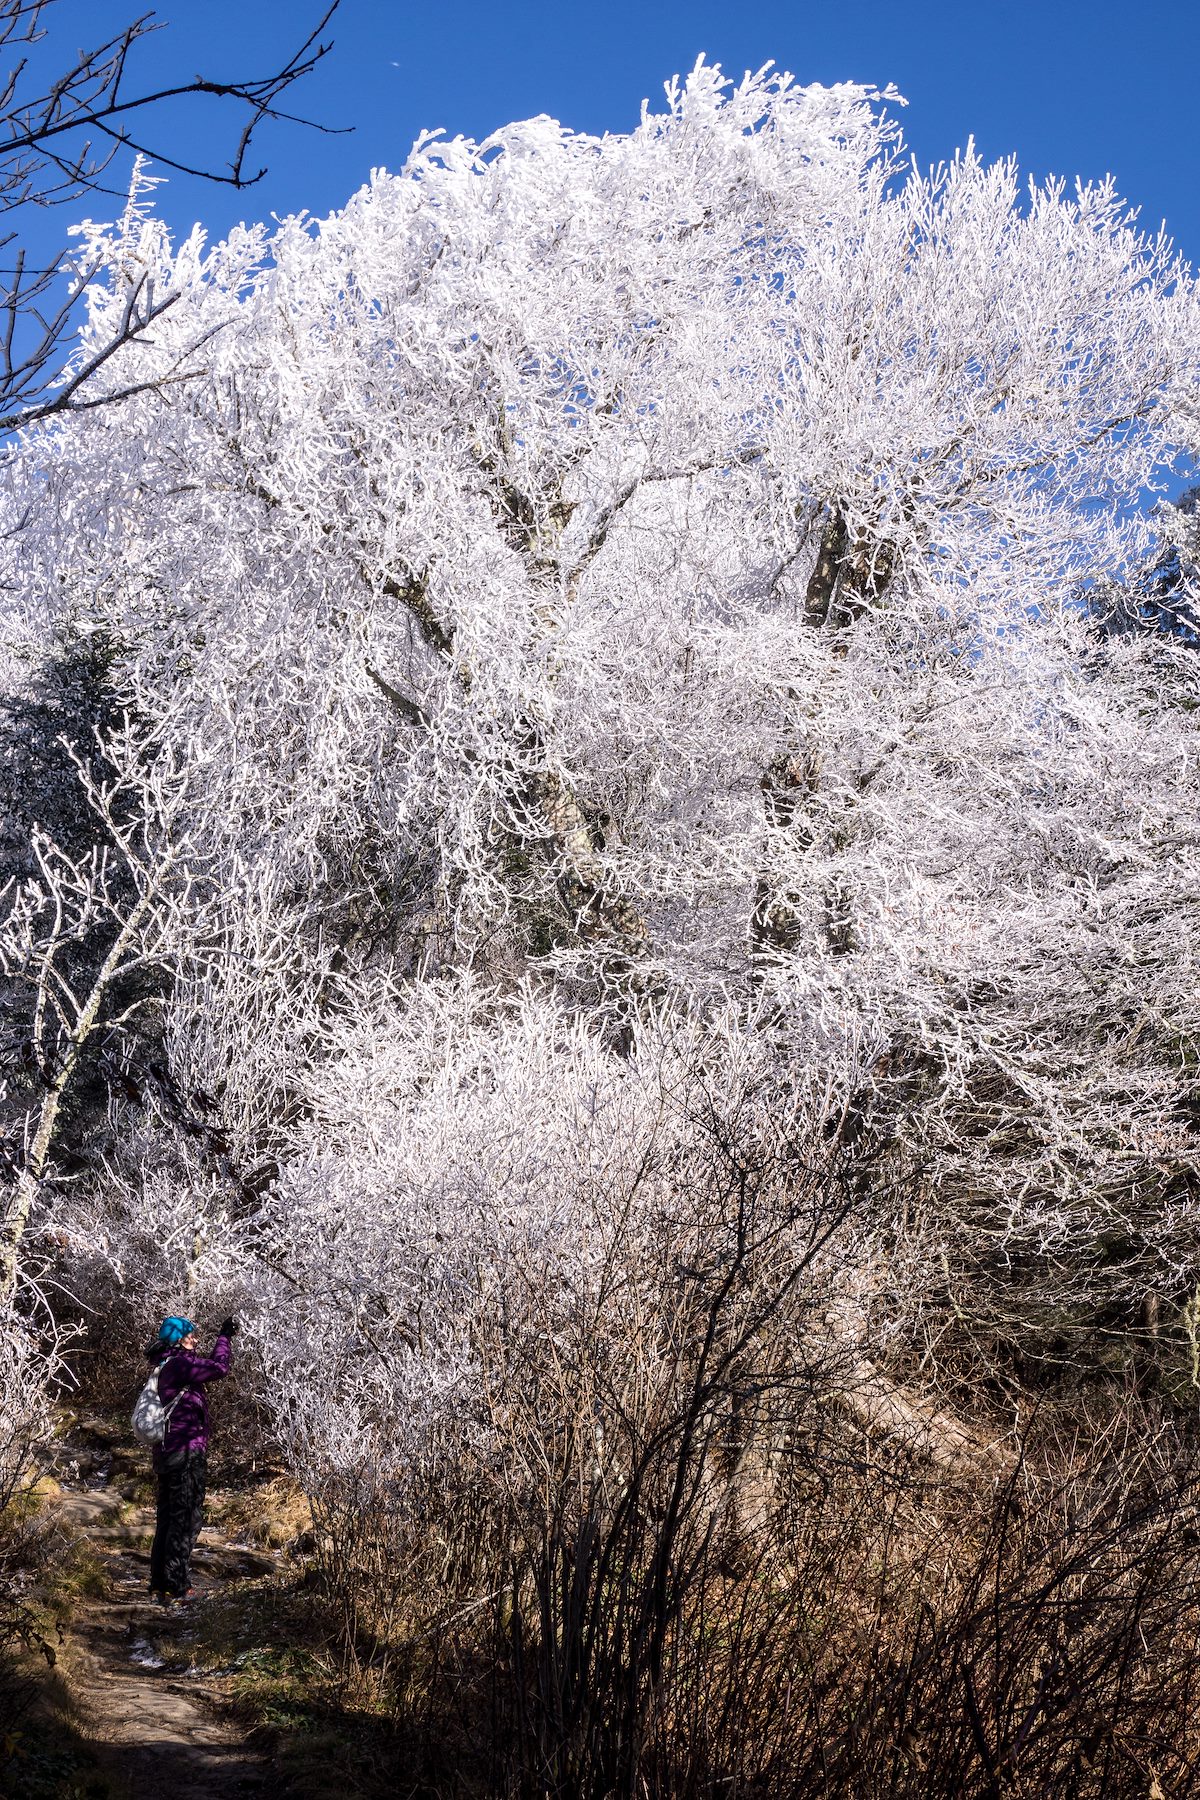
[{"xmin": 149, "ymin": 1449, "xmax": 207, "ymax": 1596}]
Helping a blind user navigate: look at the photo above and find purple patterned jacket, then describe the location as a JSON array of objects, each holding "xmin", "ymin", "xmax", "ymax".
[{"xmin": 152, "ymin": 1332, "xmax": 233, "ymax": 1460}]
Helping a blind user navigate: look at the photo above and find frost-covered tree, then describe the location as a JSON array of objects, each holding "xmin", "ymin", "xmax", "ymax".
[{"xmin": 5, "ymin": 56, "xmax": 1200, "ymax": 1441}]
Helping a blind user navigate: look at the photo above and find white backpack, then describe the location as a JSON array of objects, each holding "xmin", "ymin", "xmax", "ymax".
[{"xmin": 131, "ymin": 1357, "xmax": 184, "ymax": 1446}]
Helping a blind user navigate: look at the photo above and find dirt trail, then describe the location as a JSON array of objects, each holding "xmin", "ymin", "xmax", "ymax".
[{"xmin": 48, "ymin": 1428, "xmax": 284, "ymax": 1800}]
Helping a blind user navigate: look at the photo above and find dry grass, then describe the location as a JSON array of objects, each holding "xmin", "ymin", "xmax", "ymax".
[{"xmin": 212, "ymin": 1473, "xmax": 313, "ymax": 1552}]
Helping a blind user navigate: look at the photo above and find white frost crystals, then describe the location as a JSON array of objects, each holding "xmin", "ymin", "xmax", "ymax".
[{"xmin": 3, "ymin": 59, "xmax": 1200, "ymax": 1476}]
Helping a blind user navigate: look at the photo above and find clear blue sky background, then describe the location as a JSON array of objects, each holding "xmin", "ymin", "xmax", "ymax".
[{"xmin": 40, "ymin": 0, "xmax": 1200, "ymax": 267}]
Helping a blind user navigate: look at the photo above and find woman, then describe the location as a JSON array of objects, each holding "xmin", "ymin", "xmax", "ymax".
[{"xmin": 145, "ymin": 1312, "xmax": 238, "ymax": 1603}]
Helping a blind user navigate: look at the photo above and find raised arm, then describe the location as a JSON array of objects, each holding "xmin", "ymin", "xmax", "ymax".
[{"xmin": 181, "ymin": 1319, "xmax": 237, "ymax": 1384}]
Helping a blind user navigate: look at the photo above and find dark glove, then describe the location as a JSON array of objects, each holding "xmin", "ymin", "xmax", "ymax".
[{"xmin": 217, "ymin": 1316, "xmax": 239, "ymax": 1338}]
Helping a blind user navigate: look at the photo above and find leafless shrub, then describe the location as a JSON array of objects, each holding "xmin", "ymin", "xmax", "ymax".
[
  {"xmin": 334, "ymin": 1376, "xmax": 1200, "ymax": 1798},
  {"xmin": 0, "ymin": 1286, "xmax": 68, "ymax": 1715}
]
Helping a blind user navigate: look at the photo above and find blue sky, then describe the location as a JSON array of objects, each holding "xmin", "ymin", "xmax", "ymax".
[{"xmin": 40, "ymin": 0, "xmax": 1200, "ymax": 267}]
